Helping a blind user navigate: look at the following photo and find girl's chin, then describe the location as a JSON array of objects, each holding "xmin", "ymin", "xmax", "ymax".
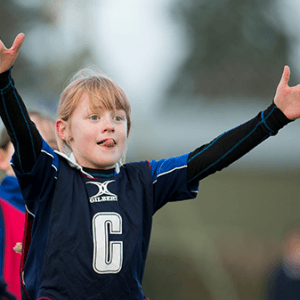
[{"xmin": 93, "ymin": 160, "xmax": 118, "ymax": 170}]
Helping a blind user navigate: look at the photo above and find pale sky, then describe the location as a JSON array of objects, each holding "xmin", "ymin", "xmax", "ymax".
[
  {"xmin": 92, "ymin": 0, "xmax": 186, "ymax": 114},
  {"xmin": 14, "ymin": 0, "xmax": 300, "ymax": 169},
  {"xmin": 89, "ymin": 0, "xmax": 300, "ymax": 169}
]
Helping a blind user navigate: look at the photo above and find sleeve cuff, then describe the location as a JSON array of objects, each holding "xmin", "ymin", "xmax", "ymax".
[
  {"xmin": 0, "ymin": 68, "xmax": 12, "ymax": 90},
  {"xmin": 262, "ymin": 102, "xmax": 292, "ymax": 134}
]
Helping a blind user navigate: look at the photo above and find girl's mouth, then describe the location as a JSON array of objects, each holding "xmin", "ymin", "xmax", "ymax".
[{"xmin": 98, "ymin": 139, "xmax": 116, "ymax": 147}]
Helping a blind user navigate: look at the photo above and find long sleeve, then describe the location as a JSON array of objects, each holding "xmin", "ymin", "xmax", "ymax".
[
  {"xmin": 187, "ymin": 103, "xmax": 291, "ymax": 184},
  {"xmin": 0, "ymin": 69, "xmax": 42, "ymax": 173}
]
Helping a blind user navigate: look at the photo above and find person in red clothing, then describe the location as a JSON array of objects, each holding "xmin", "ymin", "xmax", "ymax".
[{"xmin": 0, "ymin": 111, "xmax": 57, "ymax": 300}]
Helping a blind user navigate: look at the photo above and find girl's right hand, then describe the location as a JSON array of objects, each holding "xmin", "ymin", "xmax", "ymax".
[{"xmin": 0, "ymin": 33, "xmax": 25, "ymax": 74}]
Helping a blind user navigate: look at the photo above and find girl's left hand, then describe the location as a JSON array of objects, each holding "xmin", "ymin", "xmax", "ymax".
[{"xmin": 274, "ymin": 66, "xmax": 300, "ymax": 121}]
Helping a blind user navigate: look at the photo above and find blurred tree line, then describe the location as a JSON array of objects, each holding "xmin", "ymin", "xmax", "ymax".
[
  {"xmin": 167, "ymin": 0, "xmax": 294, "ymax": 102},
  {"xmin": 0, "ymin": 0, "xmax": 93, "ymax": 110}
]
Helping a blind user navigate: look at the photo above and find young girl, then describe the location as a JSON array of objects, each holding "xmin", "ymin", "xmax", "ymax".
[{"xmin": 1, "ymin": 33, "xmax": 300, "ymax": 300}]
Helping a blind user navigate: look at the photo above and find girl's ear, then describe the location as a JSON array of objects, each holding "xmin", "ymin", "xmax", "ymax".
[{"xmin": 56, "ymin": 119, "xmax": 71, "ymax": 141}]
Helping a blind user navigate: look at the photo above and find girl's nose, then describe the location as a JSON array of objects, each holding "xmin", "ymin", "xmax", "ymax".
[{"xmin": 102, "ymin": 118, "xmax": 115, "ymax": 133}]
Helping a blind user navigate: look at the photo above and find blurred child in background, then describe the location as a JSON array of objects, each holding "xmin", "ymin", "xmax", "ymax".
[
  {"xmin": 267, "ymin": 224, "xmax": 300, "ymax": 300},
  {"xmin": 0, "ymin": 111, "xmax": 57, "ymax": 300}
]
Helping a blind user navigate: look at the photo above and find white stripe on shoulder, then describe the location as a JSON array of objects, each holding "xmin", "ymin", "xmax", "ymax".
[
  {"xmin": 26, "ymin": 205, "xmax": 35, "ymax": 217},
  {"xmin": 51, "ymin": 164, "xmax": 58, "ymax": 172},
  {"xmin": 41, "ymin": 149, "xmax": 54, "ymax": 158},
  {"xmin": 153, "ymin": 165, "xmax": 187, "ymax": 184},
  {"xmin": 41, "ymin": 150, "xmax": 58, "ymax": 172}
]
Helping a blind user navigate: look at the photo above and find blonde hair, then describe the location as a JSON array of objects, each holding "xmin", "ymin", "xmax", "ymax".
[{"xmin": 57, "ymin": 69, "xmax": 131, "ymax": 157}]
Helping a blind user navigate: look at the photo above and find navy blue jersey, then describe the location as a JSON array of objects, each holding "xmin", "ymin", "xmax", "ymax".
[
  {"xmin": 12, "ymin": 139, "xmax": 198, "ymax": 300},
  {"xmin": 0, "ymin": 68, "xmax": 291, "ymax": 300}
]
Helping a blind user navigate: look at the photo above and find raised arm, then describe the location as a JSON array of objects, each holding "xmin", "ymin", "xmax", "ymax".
[
  {"xmin": 0, "ymin": 34, "xmax": 42, "ymax": 172},
  {"xmin": 187, "ymin": 103, "xmax": 290, "ymax": 184},
  {"xmin": 187, "ymin": 67, "xmax": 297, "ymax": 184}
]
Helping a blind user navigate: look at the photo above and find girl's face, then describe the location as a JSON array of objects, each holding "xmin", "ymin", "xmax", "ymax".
[{"xmin": 66, "ymin": 93, "xmax": 128, "ymax": 169}]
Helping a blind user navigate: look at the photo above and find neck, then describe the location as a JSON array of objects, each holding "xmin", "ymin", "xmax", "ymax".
[{"xmin": 82, "ymin": 166, "xmax": 116, "ymax": 178}]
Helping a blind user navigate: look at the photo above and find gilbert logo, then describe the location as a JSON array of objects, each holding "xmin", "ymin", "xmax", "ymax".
[{"xmin": 86, "ymin": 180, "xmax": 118, "ymax": 203}]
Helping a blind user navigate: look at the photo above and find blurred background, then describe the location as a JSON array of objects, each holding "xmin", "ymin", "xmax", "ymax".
[{"xmin": 1, "ymin": 0, "xmax": 300, "ymax": 299}]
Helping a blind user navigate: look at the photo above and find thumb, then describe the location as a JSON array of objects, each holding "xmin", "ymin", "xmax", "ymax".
[
  {"xmin": 278, "ymin": 65, "xmax": 290, "ymax": 88},
  {"xmin": 10, "ymin": 33, "xmax": 25, "ymax": 52}
]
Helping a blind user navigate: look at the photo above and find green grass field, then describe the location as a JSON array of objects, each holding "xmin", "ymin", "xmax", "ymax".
[{"xmin": 143, "ymin": 169, "xmax": 300, "ymax": 300}]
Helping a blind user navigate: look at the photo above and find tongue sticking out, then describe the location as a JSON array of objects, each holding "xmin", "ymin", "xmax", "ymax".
[{"xmin": 101, "ymin": 139, "xmax": 115, "ymax": 147}]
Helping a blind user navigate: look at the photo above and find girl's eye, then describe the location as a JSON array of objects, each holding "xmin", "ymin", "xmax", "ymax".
[
  {"xmin": 90, "ymin": 115, "xmax": 99, "ymax": 121},
  {"xmin": 114, "ymin": 116, "xmax": 123, "ymax": 121}
]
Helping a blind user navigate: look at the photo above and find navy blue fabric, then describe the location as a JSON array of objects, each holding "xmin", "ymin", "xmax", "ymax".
[
  {"xmin": 12, "ymin": 139, "xmax": 58, "ymax": 300},
  {"xmin": 12, "ymin": 142, "xmax": 197, "ymax": 300},
  {"xmin": 267, "ymin": 264, "xmax": 300, "ymax": 300}
]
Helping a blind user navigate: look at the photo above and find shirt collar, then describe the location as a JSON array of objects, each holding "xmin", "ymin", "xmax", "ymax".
[{"xmin": 54, "ymin": 151, "xmax": 120, "ymax": 178}]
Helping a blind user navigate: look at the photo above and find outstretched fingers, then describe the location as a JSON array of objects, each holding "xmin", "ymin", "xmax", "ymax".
[
  {"xmin": 278, "ymin": 65, "xmax": 290, "ymax": 88},
  {"xmin": 0, "ymin": 37, "xmax": 6, "ymax": 51},
  {"xmin": 0, "ymin": 33, "xmax": 25, "ymax": 73},
  {"xmin": 274, "ymin": 65, "xmax": 300, "ymax": 120},
  {"xmin": 11, "ymin": 33, "xmax": 25, "ymax": 52}
]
